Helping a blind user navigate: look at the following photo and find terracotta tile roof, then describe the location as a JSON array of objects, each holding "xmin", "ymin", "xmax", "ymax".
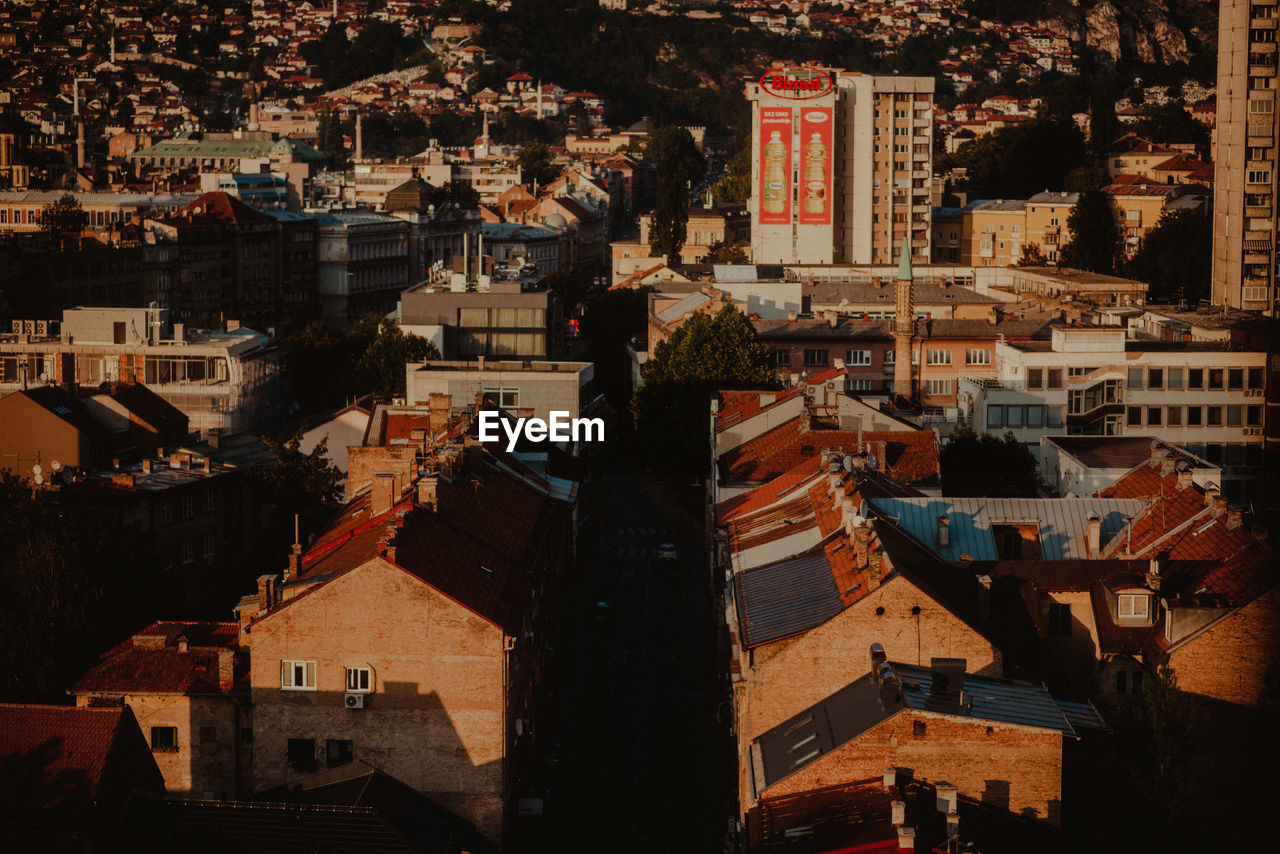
[
  {"xmin": 382, "ymin": 413, "xmax": 434, "ymax": 442},
  {"xmin": 73, "ymin": 622, "xmax": 246, "ymax": 696},
  {"xmin": 1098, "ymin": 464, "xmax": 1206, "ymax": 555},
  {"xmin": 719, "ymin": 419, "xmax": 938, "ymax": 485},
  {"xmin": 0, "ymin": 703, "xmax": 163, "ymax": 810},
  {"xmin": 716, "ymin": 458, "xmax": 822, "ymax": 524},
  {"xmin": 715, "ymin": 387, "xmax": 803, "ymax": 433}
]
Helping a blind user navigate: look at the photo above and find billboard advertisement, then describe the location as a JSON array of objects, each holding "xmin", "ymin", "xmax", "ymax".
[
  {"xmin": 798, "ymin": 106, "xmax": 833, "ymax": 226},
  {"xmin": 758, "ymin": 107, "xmax": 792, "ymax": 226}
]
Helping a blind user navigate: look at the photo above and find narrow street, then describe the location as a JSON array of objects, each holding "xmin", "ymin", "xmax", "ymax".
[{"xmin": 527, "ymin": 436, "xmax": 733, "ymax": 852}]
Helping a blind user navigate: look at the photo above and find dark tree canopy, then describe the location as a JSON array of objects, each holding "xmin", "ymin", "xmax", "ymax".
[
  {"xmin": 1122, "ymin": 209, "xmax": 1211, "ymax": 303},
  {"xmin": 645, "ymin": 126, "xmax": 704, "ymax": 266},
  {"xmin": 1060, "ymin": 189, "xmax": 1120, "ymax": 274},
  {"xmin": 39, "ymin": 193, "xmax": 87, "ymax": 237},
  {"xmin": 712, "ymin": 146, "xmax": 751, "ymax": 205},
  {"xmin": 634, "ymin": 304, "xmax": 774, "ymax": 473},
  {"xmin": 939, "ymin": 426, "xmax": 1039, "ymax": 497},
  {"xmin": 248, "ymin": 435, "xmax": 344, "ymax": 560},
  {"xmin": 937, "ymin": 119, "xmax": 1086, "ymax": 199},
  {"xmin": 516, "ymin": 142, "xmax": 560, "ymax": 190}
]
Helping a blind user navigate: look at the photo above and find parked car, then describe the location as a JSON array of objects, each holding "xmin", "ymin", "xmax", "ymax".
[{"xmin": 657, "ymin": 543, "xmax": 678, "ymax": 561}]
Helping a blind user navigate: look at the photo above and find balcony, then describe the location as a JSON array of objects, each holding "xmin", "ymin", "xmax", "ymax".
[
  {"xmin": 1245, "ymin": 205, "xmax": 1273, "ymax": 219},
  {"xmin": 913, "ymin": 117, "xmax": 930, "ymax": 129},
  {"xmin": 1250, "ymin": 64, "xmax": 1277, "ymax": 77},
  {"xmin": 912, "ymin": 169, "xmax": 930, "ymax": 180},
  {"xmin": 1255, "ymin": 17, "xmax": 1279, "ymax": 29}
]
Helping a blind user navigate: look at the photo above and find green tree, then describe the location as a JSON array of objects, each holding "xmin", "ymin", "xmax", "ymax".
[
  {"xmin": 1064, "ymin": 164, "xmax": 1111, "ymax": 194},
  {"xmin": 940, "ymin": 426, "xmax": 1038, "ymax": 497},
  {"xmin": 516, "ymin": 141, "xmax": 560, "ymax": 190},
  {"xmin": 429, "ymin": 181, "xmax": 481, "ymax": 210},
  {"xmin": 1060, "ymin": 189, "xmax": 1119, "ymax": 274},
  {"xmin": 702, "ymin": 241, "xmax": 749, "ymax": 264},
  {"xmin": 937, "ymin": 119, "xmax": 1085, "ymax": 199},
  {"xmin": 39, "ymin": 193, "xmax": 88, "ymax": 238},
  {"xmin": 352, "ymin": 317, "xmax": 440, "ymax": 400},
  {"xmin": 247, "ymin": 436, "xmax": 344, "ymax": 560},
  {"xmin": 634, "ymin": 304, "xmax": 773, "ymax": 473},
  {"xmin": 283, "ymin": 321, "xmax": 346, "ymax": 413},
  {"xmin": 645, "ymin": 125, "xmax": 704, "ymax": 266},
  {"xmin": 1123, "ymin": 209, "xmax": 1211, "ymax": 303},
  {"xmin": 1016, "ymin": 242, "xmax": 1048, "ymax": 267},
  {"xmin": 1133, "ymin": 102, "xmax": 1210, "ymax": 156},
  {"xmin": 711, "ymin": 146, "xmax": 751, "ymax": 204}
]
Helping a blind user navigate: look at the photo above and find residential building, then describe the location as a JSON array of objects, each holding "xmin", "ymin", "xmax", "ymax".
[
  {"xmin": 314, "ymin": 211, "xmax": 410, "ymax": 325},
  {"xmin": 481, "ymin": 221, "xmax": 564, "ymax": 276},
  {"xmin": 0, "ymin": 307, "xmax": 280, "ymax": 436},
  {"xmin": 405, "ymin": 359, "xmax": 595, "ymax": 421},
  {"xmin": 399, "ymin": 281, "xmax": 563, "ymax": 360},
  {"xmin": 958, "ymin": 199, "xmax": 1026, "ymax": 266},
  {"xmin": 73, "ymin": 621, "xmax": 250, "ymax": 799},
  {"xmin": 957, "ymin": 325, "xmax": 1268, "ymax": 496},
  {"xmin": 0, "ymin": 189, "xmax": 194, "ymax": 233},
  {"xmin": 749, "ymin": 67, "xmax": 934, "ymax": 266},
  {"xmin": 0, "ymin": 385, "xmax": 113, "ymax": 473},
  {"xmin": 612, "ymin": 204, "xmax": 750, "ymax": 278},
  {"xmin": 238, "ymin": 429, "xmax": 575, "ymax": 845},
  {"xmin": 1213, "ymin": 1, "xmax": 1279, "ymax": 313},
  {"xmin": 1039, "ymin": 436, "xmax": 1220, "ymax": 497}
]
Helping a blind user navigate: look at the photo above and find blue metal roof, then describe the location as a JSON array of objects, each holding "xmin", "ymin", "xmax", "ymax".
[{"xmin": 735, "ymin": 550, "xmax": 844, "ymax": 647}]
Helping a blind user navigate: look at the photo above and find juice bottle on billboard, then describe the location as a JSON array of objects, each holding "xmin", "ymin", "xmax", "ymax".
[
  {"xmin": 803, "ymin": 132, "xmax": 827, "ymax": 215},
  {"xmin": 763, "ymin": 131, "xmax": 787, "ymax": 215}
]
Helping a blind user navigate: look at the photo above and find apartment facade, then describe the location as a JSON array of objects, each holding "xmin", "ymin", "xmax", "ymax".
[
  {"xmin": 314, "ymin": 211, "xmax": 410, "ymax": 325},
  {"xmin": 749, "ymin": 67, "xmax": 934, "ymax": 266},
  {"xmin": 1213, "ymin": 0, "xmax": 1279, "ymax": 314},
  {"xmin": 405, "ymin": 359, "xmax": 595, "ymax": 421}
]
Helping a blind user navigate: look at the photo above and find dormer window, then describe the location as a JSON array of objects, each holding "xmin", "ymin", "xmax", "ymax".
[{"xmin": 1117, "ymin": 592, "xmax": 1151, "ymax": 620}]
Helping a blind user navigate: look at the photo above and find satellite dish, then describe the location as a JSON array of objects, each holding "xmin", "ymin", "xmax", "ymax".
[
  {"xmin": 50, "ymin": 461, "xmax": 61, "ymax": 472},
  {"xmin": 33, "ymin": 474, "xmax": 43, "ymax": 485},
  {"xmin": 31, "ymin": 464, "xmax": 41, "ymax": 475},
  {"xmin": 866, "ymin": 453, "xmax": 878, "ymax": 470},
  {"xmin": 842, "ymin": 455, "xmax": 854, "ymax": 472}
]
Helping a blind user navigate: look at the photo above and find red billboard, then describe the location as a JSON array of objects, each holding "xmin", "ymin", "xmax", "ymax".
[
  {"xmin": 758, "ymin": 67, "xmax": 835, "ymax": 100},
  {"xmin": 798, "ymin": 106, "xmax": 833, "ymax": 226},
  {"xmin": 758, "ymin": 107, "xmax": 792, "ymax": 226}
]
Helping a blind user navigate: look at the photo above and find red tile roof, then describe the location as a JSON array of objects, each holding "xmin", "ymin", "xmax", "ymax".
[
  {"xmin": 73, "ymin": 622, "xmax": 246, "ymax": 696},
  {"xmin": 716, "ymin": 458, "xmax": 822, "ymax": 524},
  {"xmin": 719, "ymin": 419, "xmax": 938, "ymax": 485},
  {"xmin": 0, "ymin": 704, "xmax": 164, "ymax": 809}
]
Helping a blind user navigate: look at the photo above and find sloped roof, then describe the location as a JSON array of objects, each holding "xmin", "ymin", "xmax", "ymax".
[
  {"xmin": 735, "ymin": 550, "xmax": 845, "ymax": 647},
  {"xmin": 100, "ymin": 381, "xmax": 189, "ymax": 437},
  {"xmin": 719, "ymin": 419, "xmax": 938, "ymax": 485},
  {"xmin": 73, "ymin": 622, "xmax": 246, "ymax": 696},
  {"xmin": 714, "ymin": 387, "xmax": 804, "ymax": 434}
]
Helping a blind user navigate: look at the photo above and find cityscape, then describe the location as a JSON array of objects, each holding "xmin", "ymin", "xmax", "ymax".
[{"xmin": 0, "ymin": 1, "xmax": 1277, "ymax": 852}]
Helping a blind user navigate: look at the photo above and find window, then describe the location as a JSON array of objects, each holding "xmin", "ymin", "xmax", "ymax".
[
  {"xmin": 1168, "ymin": 406, "xmax": 1182, "ymax": 426},
  {"xmin": 1248, "ymin": 367, "xmax": 1264, "ymax": 389},
  {"xmin": 1048, "ymin": 603, "xmax": 1071, "ymax": 637},
  {"xmin": 1167, "ymin": 368, "xmax": 1183, "ymax": 390},
  {"xmin": 482, "ymin": 387, "xmax": 519, "ymax": 409},
  {"xmin": 1228, "ymin": 406, "xmax": 1243, "ymax": 427},
  {"xmin": 281, "ymin": 660, "xmax": 317, "ymax": 691},
  {"xmin": 1127, "ymin": 407, "xmax": 1142, "ymax": 427},
  {"xmin": 1248, "ymin": 405, "xmax": 1263, "ymax": 427},
  {"xmin": 1006, "ymin": 405, "xmax": 1023, "ymax": 428},
  {"xmin": 1147, "ymin": 407, "xmax": 1162, "ymax": 427},
  {"xmin": 181, "ymin": 494, "xmax": 195, "ymax": 520},
  {"xmin": 1207, "ymin": 406, "xmax": 1223, "ymax": 427},
  {"xmin": 1188, "ymin": 369, "xmax": 1203, "ymax": 389},
  {"xmin": 965, "ymin": 349, "xmax": 990, "ymax": 365},
  {"xmin": 1209, "ymin": 369, "xmax": 1224, "ymax": 389},
  {"xmin": 1229, "ymin": 368, "xmax": 1244, "ymax": 390},
  {"xmin": 1118, "ymin": 593, "xmax": 1150, "ymax": 619},
  {"xmin": 1027, "ymin": 368, "xmax": 1043, "ymax": 389},
  {"xmin": 987, "ymin": 405, "xmax": 1004, "ymax": 429},
  {"xmin": 326, "ymin": 739, "xmax": 354, "ymax": 768},
  {"xmin": 803, "ymin": 349, "xmax": 830, "ymax": 367},
  {"xmin": 1047, "ymin": 406, "xmax": 1064, "ymax": 428},
  {"xmin": 846, "ymin": 349, "xmax": 872, "ymax": 367},
  {"xmin": 925, "ymin": 378, "xmax": 952, "ymax": 396},
  {"xmin": 1127, "ymin": 368, "xmax": 1144, "ymax": 390},
  {"xmin": 1147, "ymin": 368, "xmax": 1163, "ymax": 389},
  {"xmin": 913, "ymin": 720, "xmax": 927, "ymax": 738},
  {"xmin": 151, "ymin": 726, "xmax": 178, "ymax": 752},
  {"xmin": 1187, "ymin": 406, "xmax": 1202, "ymax": 426},
  {"xmin": 157, "ymin": 501, "xmax": 172, "ymax": 526},
  {"xmin": 287, "ymin": 738, "xmax": 316, "ymax": 772},
  {"xmin": 1047, "ymin": 368, "xmax": 1063, "ymax": 389},
  {"xmin": 883, "ymin": 349, "xmax": 895, "ymax": 365},
  {"xmin": 775, "ymin": 348, "xmax": 791, "ymax": 367},
  {"xmin": 926, "ymin": 349, "xmax": 952, "ymax": 366},
  {"xmin": 345, "ymin": 666, "xmax": 372, "ymax": 693},
  {"xmin": 181, "ymin": 540, "xmax": 196, "ymax": 565},
  {"xmin": 1026, "ymin": 405, "xmax": 1044, "ymax": 428},
  {"xmin": 847, "ymin": 379, "xmax": 872, "ymax": 392},
  {"xmin": 202, "ymin": 533, "xmax": 216, "ymax": 559}
]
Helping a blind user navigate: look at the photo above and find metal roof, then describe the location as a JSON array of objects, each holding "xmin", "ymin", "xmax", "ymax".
[
  {"xmin": 868, "ymin": 497, "xmax": 1146, "ymax": 560},
  {"xmin": 655, "ymin": 291, "xmax": 715, "ymax": 325},
  {"xmin": 894, "ymin": 663, "xmax": 1078, "ymax": 735},
  {"xmin": 735, "ymin": 550, "xmax": 844, "ymax": 647}
]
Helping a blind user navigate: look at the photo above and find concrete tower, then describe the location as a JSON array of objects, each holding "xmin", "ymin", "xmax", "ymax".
[{"xmin": 892, "ymin": 234, "xmax": 914, "ymax": 398}]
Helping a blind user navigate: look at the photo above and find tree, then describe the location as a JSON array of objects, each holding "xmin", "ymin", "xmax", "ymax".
[
  {"xmin": 1016, "ymin": 242, "xmax": 1048, "ymax": 266},
  {"xmin": 939, "ymin": 426, "xmax": 1038, "ymax": 497},
  {"xmin": 936, "ymin": 119, "xmax": 1085, "ymax": 200},
  {"xmin": 645, "ymin": 125, "xmax": 704, "ymax": 266},
  {"xmin": 1064, "ymin": 164, "xmax": 1110, "ymax": 194},
  {"xmin": 702, "ymin": 241, "xmax": 749, "ymax": 265},
  {"xmin": 247, "ymin": 436, "xmax": 344, "ymax": 561},
  {"xmin": 38, "ymin": 193, "xmax": 87, "ymax": 240},
  {"xmin": 429, "ymin": 181, "xmax": 481, "ymax": 210},
  {"xmin": 1133, "ymin": 102, "xmax": 1210, "ymax": 156},
  {"xmin": 515, "ymin": 141, "xmax": 560, "ymax": 190},
  {"xmin": 1123, "ymin": 209, "xmax": 1211, "ymax": 303},
  {"xmin": 711, "ymin": 146, "xmax": 751, "ymax": 204},
  {"xmin": 634, "ymin": 304, "xmax": 774, "ymax": 473},
  {"xmin": 351, "ymin": 317, "xmax": 439, "ymax": 400},
  {"xmin": 1060, "ymin": 189, "xmax": 1119, "ymax": 274}
]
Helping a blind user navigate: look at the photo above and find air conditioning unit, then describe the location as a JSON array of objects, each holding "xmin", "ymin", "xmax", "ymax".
[
  {"xmin": 344, "ymin": 693, "xmax": 366, "ymax": 709},
  {"xmin": 10, "ymin": 320, "xmax": 22, "ymax": 333},
  {"xmin": 35, "ymin": 320, "xmax": 47, "ymax": 336},
  {"xmin": 1247, "ymin": 388, "xmax": 1264, "ymax": 397},
  {"xmin": 1245, "ymin": 427, "xmax": 1264, "ymax": 436}
]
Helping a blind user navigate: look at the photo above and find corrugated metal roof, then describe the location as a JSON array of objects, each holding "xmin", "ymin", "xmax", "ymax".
[
  {"xmin": 1057, "ymin": 699, "xmax": 1111, "ymax": 734},
  {"xmin": 736, "ymin": 550, "xmax": 844, "ymax": 647},
  {"xmin": 894, "ymin": 663, "xmax": 1076, "ymax": 735},
  {"xmin": 867, "ymin": 497, "xmax": 1146, "ymax": 560},
  {"xmin": 655, "ymin": 291, "xmax": 714, "ymax": 324}
]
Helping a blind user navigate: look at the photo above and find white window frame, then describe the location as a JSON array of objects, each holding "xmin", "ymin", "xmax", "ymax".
[
  {"xmin": 965, "ymin": 349, "xmax": 991, "ymax": 365},
  {"xmin": 925, "ymin": 378, "xmax": 952, "ymax": 396},
  {"xmin": 846, "ymin": 349, "xmax": 872, "ymax": 367},
  {"xmin": 281, "ymin": 660, "xmax": 317, "ymax": 691},
  {"xmin": 1117, "ymin": 593, "xmax": 1150, "ymax": 620},
  {"xmin": 345, "ymin": 665, "xmax": 373, "ymax": 693},
  {"xmin": 926, "ymin": 349, "xmax": 952, "ymax": 366}
]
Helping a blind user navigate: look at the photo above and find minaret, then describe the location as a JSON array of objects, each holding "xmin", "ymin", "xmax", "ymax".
[
  {"xmin": 76, "ymin": 120, "xmax": 86, "ymax": 170},
  {"xmin": 891, "ymin": 234, "xmax": 915, "ymax": 399},
  {"xmin": 355, "ymin": 112, "xmax": 363, "ymax": 161}
]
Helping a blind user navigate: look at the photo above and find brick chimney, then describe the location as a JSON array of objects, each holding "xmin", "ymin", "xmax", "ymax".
[
  {"xmin": 218, "ymin": 648, "xmax": 235, "ymax": 692},
  {"xmin": 897, "ymin": 826, "xmax": 915, "ymax": 852},
  {"xmin": 1226, "ymin": 507, "xmax": 1243, "ymax": 531},
  {"xmin": 371, "ymin": 472, "xmax": 397, "ymax": 516},
  {"xmin": 428, "ymin": 393, "xmax": 452, "ymax": 431},
  {"xmin": 1086, "ymin": 514, "xmax": 1101, "ymax": 556},
  {"xmin": 1203, "ymin": 485, "xmax": 1221, "ymax": 507},
  {"xmin": 417, "ymin": 473, "xmax": 439, "ymax": 511},
  {"xmin": 256, "ymin": 574, "xmax": 276, "ymax": 612},
  {"xmin": 976, "ymin": 574, "xmax": 991, "ymax": 623},
  {"xmin": 1176, "ymin": 468, "xmax": 1194, "ymax": 489}
]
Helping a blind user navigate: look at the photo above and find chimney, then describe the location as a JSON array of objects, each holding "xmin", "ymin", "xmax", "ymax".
[
  {"xmin": 1145, "ymin": 557, "xmax": 1162, "ymax": 591},
  {"xmin": 896, "ymin": 826, "xmax": 915, "ymax": 852},
  {"xmin": 173, "ymin": 322, "xmax": 184, "ymax": 343},
  {"xmin": 883, "ymin": 767, "xmax": 898, "ymax": 789},
  {"xmin": 1204, "ymin": 486, "xmax": 1221, "ymax": 507},
  {"xmin": 286, "ymin": 543, "xmax": 302, "ymax": 581},
  {"xmin": 826, "ymin": 311, "xmax": 837, "ymax": 328},
  {"xmin": 936, "ymin": 783, "xmax": 958, "ymax": 815},
  {"xmin": 1211, "ymin": 495, "xmax": 1227, "ymax": 517},
  {"xmin": 226, "ymin": 319, "xmax": 240, "ymax": 332},
  {"xmin": 935, "ymin": 515, "xmax": 950, "ymax": 549},
  {"xmin": 870, "ymin": 642, "xmax": 887, "ymax": 671},
  {"xmin": 946, "ymin": 811, "xmax": 960, "ymax": 841},
  {"xmin": 256, "ymin": 574, "xmax": 276, "ymax": 612},
  {"xmin": 177, "ymin": 636, "xmax": 188, "ymax": 653},
  {"xmin": 1226, "ymin": 508, "xmax": 1243, "ymax": 531},
  {"xmin": 218, "ymin": 648, "xmax": 235, "ymax": 692},
  {"xmin": 976, "ymin": 574, "xmax": 991, "ymax": 623},
  {"xmin": 428, "ymin": 393, "xmax": 452, "ymax": 431},
  {"xmin": 1086, "ymin": 514, "xmax": 1101, "ymax": 556},
  {"xmin": 1149, "ymin": 442, "xmax": 1167, "ymax": 468},
  {"xmin": 170, "ymin": 452, "xmax": 189, "ymax": 469},
  {"xmin": 788, "ymin": 309, "xmax": 797, "ymax": 322},
  {"xmin": 417, "ymin": 473, "xmax": 439, "ymax": 511},
  {"xmin": 371, "ymin": 472, "xmax": 396, "ymax": 516},
  {"xmin": 1176, "ymin": 468, "xmax": 1194, "ymax": 489},
  {"xmin": 868, "ymin": 553, "xmax": 883, "ymax": 590},
  {"xmin": 891, "ymin": 800, "xmax": 906, "ymax": 826},
  {"xmin": 141, "ymin": 458, "xmax": 152, "ymax": 473}
]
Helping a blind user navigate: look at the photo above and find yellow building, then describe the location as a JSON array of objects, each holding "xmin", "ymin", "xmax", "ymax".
[
  {"xmin": 1024, "ymin": 191, "xmax": 1078, "ymax": 263},
  {"xmin": 960, "ymin": 199, "xmax": 1026, "ymax": 266},
  {"xmin": 1104, "ymin": 182, "xmax": 1205, "ymax": 258},
  {"xmin": 1104, "ymin": 134, "xmax": 1179, "ymax": 181}
]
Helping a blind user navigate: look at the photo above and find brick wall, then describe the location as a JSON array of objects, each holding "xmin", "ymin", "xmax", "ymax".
[
  {"xmin": 249, "ymin": 557, "xmax": 507, "ymax": 842},
  {"xmin": 759, "ymin": 711, "xmax": 1064, "ymax": 824},
  {"xmin": 735, "ymin": 574, "xmax": 1000, "ymax": 810},
  {"xmin": 1169, "ymin": 588, "xmax": 1280, "ymax": 708}
]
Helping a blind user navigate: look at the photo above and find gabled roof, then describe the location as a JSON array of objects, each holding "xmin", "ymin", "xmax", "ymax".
[
  {"xmin": 73, "ymin": 622, "xmax": 246, "ymax": 696},
  {"xmin": 1105, "ymin": 133, "xmax": 1176, "ymax": 156},
  {"xmin": 181, "ymin": 191, "xmax": 276, "ymax": 225},
  {"xmin": 8, "ymin": 385, "xmax": 111, "ymax": 440},
  {"xmin": 99, "ymin": 381, "xmax": 188, "ymax": 437},
  {"xmin": 715, "ymin": 387, "xmax": 804, "ymax": 434},
  {"xmin": 719, "ymin": 419, "xmax": 938, "ymax": 485}
]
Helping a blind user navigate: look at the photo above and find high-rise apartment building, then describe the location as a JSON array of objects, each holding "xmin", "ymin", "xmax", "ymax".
[
  {"xmin": 1213, "ymin": 0, "xmax": 1279, "ymax": 315},
  {"xmin": 748, "ymin": 66, "xmax": 934, "ymax": 266}
]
